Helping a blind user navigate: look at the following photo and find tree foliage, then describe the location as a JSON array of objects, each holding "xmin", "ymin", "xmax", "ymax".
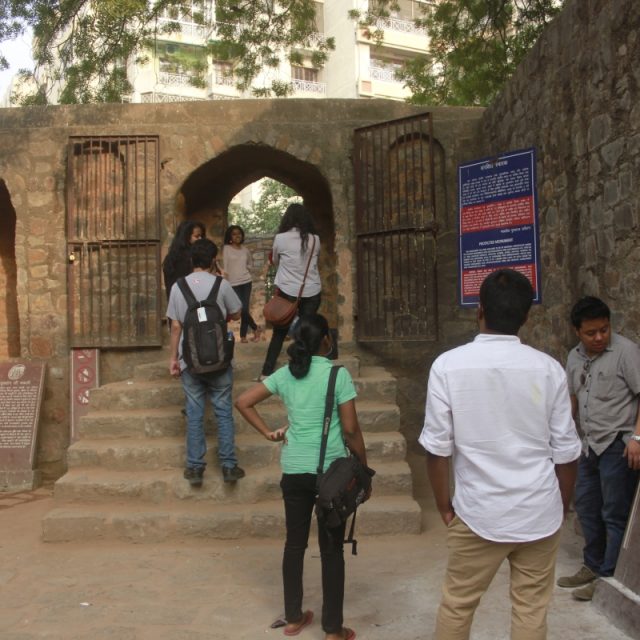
[
  {"xmin": 352, "ymin": 0, "xmax": 563, "ymax": 106},
  {"xmin": 2, "ymin": 0, "xmax": 333, "ymax": 104},
  {"xmin": 1, "ymin": 0, "xmax": 562, "ymax": 106},
  {"xmin": 229, "ymin": 179, "xmax": 302, "ymax": 235}
]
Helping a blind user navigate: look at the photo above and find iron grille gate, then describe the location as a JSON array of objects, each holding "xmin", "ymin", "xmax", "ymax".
[
  {"xmin": 66, "ymin": 135, "xmax": 162, "ymax": 348},
  {"xmin": 353, "ymin": 113, "xmax": 439, "ymax": 341}
]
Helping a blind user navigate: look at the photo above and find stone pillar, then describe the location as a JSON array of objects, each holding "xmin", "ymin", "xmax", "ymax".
[{"xmin": 593, "ymin": 482, "xmax": 640, "ymax": 638}]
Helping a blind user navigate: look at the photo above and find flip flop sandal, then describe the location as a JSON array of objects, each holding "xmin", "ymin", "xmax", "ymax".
[
  {"xmin": 343, "ymin": 629, "xmax": 356, "ymax": 640},
  {"xmin": 283, "ymin": 610, "xmax": 313, "ymax": 636}
]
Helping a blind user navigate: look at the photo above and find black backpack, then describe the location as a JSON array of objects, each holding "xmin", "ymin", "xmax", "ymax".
[{"xmin": 177, "ymin": 276, "xmax": 234, "ymax": 375}]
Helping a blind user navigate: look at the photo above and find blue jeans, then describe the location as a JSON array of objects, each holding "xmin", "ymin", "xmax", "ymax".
[
  {"xmin": 280, "ymin": 473, "xmax": 346, "ymax": 634},
  {"xmin": 574, "ymin": 437, "xmax": 639, "ymax": 577},
  {"xmin": 180, "ymin": 368, "xmax": 238, "ymax": 470}
]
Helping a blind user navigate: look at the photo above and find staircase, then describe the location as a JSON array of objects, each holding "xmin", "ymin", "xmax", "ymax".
[{"xmin": 42, "ymin": 342, "xmax": 421, "ymax": 542}]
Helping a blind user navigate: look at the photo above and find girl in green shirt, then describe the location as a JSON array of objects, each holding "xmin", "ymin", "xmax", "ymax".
[{"xmin": 235, "ymin": 314, "xmax": 368, "ymax": 640}]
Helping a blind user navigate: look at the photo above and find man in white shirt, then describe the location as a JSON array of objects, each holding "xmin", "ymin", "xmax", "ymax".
[{"xmin": 420, "ymin": 269, "xmax": 582, "ymax": 640}]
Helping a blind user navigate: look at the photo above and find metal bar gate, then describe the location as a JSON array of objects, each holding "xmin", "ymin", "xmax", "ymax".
[
  {"xmin": 66, "ymin": 136, "xmax": 162, "ymax": 348},
  {"xmin": 353, "ymin": 113, "xmax": 439, "ymax": 341}
]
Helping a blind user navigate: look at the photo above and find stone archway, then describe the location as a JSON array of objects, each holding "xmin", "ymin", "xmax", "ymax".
[
  {"xmin": 0, "ymin": 179, "xmax": 20, "ymax": 358},
  {"xmin": 178, "ymin": 143, "xmax": 338, "ymax": 325}
]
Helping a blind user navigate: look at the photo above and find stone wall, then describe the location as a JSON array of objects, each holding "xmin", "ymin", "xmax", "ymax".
[
  {"xmin": 0, "ymin": 99, "xmax": 483, "ymax": 482},
  {"xmin": 481, "ymin": 0, "xmax": 640, "ymax": 361}
]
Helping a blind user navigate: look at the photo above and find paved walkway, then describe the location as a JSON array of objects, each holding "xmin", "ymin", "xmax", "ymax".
[{"xmin": 0, "ymin": 488, "xmax": 631, "ymax": 640}]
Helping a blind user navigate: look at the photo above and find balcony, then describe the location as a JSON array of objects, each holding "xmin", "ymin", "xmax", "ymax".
[
  {"xmin": 211, "ymin": 72, "xmax": 235, "ymax": 87},
  {"xmin": 375, "ymin": 16, "xmax": 426, "ymax": 35},
  {"xmin": 156, "ymin": 17, "xmax": 207, "ymax": 42},
  {"xmin": 140, "ymin": 92, "xmax": 204, "ymax": 103},
  {"xmin": 370, "ymin": 65, "xmax": 402, "ymax": 83},
  {"xmin": 158, "ymin": 71, "xmax": 199, "ymax": 86},
  {"xmin": 291, "ymin": 79, "xmax": 326, "ymax": 95}
]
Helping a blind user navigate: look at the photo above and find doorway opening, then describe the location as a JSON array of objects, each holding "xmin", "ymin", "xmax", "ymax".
[
  {"xmin": 178, "ymin": 143, "xmax": 337, "ymax": 325},
  {"xmin": 0, "ymin": 179, "xmax": 20, "ymax": 358}
]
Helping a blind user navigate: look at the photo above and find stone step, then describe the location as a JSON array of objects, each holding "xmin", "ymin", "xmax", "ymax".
[
  {"xmin": 134, "ymin": 353, "xmax": 361, "ymax": 382},
  {"xmin": 233, "ymin": 369, "xmax": 397, "ymax": 403},
  {"xmin": 41, "ymin": 495, "xmax": 422, "ymax": 543},
  {"xmin": 89, "ymin": 372, "xmax": 397, "ymax": 411},
  {"xmin": 78, "ymin": 401, "xmax": 400, "ymax": 439},
  {"xmin": 53, "ymin": 462, "xmax": 413, "ymax": 505},
  {"xmin": 66, "ymin": 432, "xmax": 407, "ymax": 471}
]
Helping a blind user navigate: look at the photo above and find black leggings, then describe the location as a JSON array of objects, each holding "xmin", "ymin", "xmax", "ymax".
[
  {"xmin": 232, "ymin": 282, "xmax": 258, "ymax": 338},
  {"xmin": 261, "ymin": 292, "xmax": 321, "ymax": 375},
  {"xmin": 281, "ymin": 473, "xmax": 346, "ymax": 634}
]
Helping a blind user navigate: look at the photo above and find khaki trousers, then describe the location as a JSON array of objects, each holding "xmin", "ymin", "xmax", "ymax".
[{"xmin": 435, "ymin": 516, "xmax": 561, "ymax": 640}]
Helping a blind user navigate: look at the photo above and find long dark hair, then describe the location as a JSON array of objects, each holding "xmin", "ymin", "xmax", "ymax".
[
  {"xmin": 287, "ymin": 313, "xmax": 329, "ymax": 379},
  {"xmin": 223, "ymin": 224, "xmax": 245, "ymax": 245},
  {"xmin": 278, "ymin": 203, "xmax": 316, "ymax": 254},
  {"xmin": 163, "ymin": 220, "xmax": 206, "ymax": 270}
]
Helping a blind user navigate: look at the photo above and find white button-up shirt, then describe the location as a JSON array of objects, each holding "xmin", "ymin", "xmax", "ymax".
[{"xmin": 420, "ymin": 333, "xmax": 581, "ymax": 542}]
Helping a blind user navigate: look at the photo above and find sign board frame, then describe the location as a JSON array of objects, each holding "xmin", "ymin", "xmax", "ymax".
[{"xmin": 458, "ymin": 147, "xmax": 541, "ymax": 306}]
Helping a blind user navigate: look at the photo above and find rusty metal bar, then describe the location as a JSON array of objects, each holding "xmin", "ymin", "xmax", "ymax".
[
  {"xmin": 66, "ymin": 135, "xmax": 162, "ymax": 348},
  {"xmin": 353, "ymin": 113, "xmax": 438, "ymax": 341}
]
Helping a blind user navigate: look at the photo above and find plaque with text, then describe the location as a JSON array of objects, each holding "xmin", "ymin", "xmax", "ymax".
[
  {"xmin": 458, "ymin": 148, "xmax": 541, "ymax": 306},
  {"xmin": 0, "ymin": 362, "xmax": 46, "ymax": 470}
]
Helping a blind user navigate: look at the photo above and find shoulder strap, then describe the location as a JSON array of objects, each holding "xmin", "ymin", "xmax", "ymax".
[
  {"xmin": 316, "ymin": 364, "xmax": 343, "ymax": 482},
  {"xmin": 296, "ymin": 235, "xmax": 316, "ymax": 300},
  {"xmin": 177, "ymin": 277, "xmax": 197, "ymax": 307},
  {"xmin": 204, "ymin": 276, "xmax": 223, "ymax": 305},
  {"xmin": 177, "ymin": 276, "xmax": 221, "ymax": 308}
]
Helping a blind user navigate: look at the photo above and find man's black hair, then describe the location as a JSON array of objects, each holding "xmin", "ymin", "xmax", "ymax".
[
  {"xmin": 570, "ymin": 296, "xmax": 610, "ymax": 329},
  {"xmin": 190, "ymin": 238, "xmax": 218, "ymax": 269},
  {"xmin": 479, "ymin": 269, "xmax": 534, "ymax": 335}
]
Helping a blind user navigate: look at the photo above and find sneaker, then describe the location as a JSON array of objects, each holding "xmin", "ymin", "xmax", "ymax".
[
  {"xmin": 557, "ymin": 565, "xmax": 597, "ymax": 588},
  {"xmin": 222, "ymin": 465, "xmax": 246, "ymax": 483},
  {"xmin": 184, "ymin": 467, "xmax": 204, "ymax": 487},
  {"xmin": 572, "ymin": 581, "xmax": 597, "ymax": 601}
]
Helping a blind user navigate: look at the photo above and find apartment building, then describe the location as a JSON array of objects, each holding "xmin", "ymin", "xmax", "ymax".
[{"xmin": 131, "ymin": 0, "xmax": 432, "ymax": 104}]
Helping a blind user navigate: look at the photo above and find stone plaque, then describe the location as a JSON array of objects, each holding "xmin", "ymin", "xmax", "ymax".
[{"xmin": 0, "ymin": 362, "xmax": 46, "ymax": 469}]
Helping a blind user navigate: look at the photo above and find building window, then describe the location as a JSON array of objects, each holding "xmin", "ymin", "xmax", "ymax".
[
  {"xmin": 213, "ymin": 62, "xmax": 234, "ymax": 86},
  {"xmin": 291, "ymin": 66, "xmax": 319, "ymax": 83}
]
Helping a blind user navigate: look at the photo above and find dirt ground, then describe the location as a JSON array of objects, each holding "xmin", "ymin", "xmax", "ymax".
[{"xmin": 0, "ymin": 488, "xmax": 632, "ymax": 640}]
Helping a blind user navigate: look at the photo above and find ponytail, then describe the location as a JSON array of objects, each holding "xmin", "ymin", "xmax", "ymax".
[{"xmin": 287, "ymin": 314, "xmax": 329, "ymax": 379}]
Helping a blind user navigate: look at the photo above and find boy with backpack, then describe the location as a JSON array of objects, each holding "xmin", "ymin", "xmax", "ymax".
[{"xmin": 167, "ymin": 237, "xmax": 245, "ymax": 486}]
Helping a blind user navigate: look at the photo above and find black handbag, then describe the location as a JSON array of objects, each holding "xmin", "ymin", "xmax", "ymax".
[{"xmin": 315, "ymin": 366, "xmax": 375, "ymax": 555}]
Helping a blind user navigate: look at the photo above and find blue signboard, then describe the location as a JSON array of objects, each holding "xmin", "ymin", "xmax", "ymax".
[{"xmin": 458, "ymin": 148, "xmax": 541, "ymax": 306}]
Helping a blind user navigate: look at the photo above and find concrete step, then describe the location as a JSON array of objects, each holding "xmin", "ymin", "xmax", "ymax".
[
  {"xmin": 78, "ymin": 401, "xmax": 400, "ymax": 439},
  {"xmin": 53, "ymin": 462, "xmax": 413, "ymax": 505},
  {"xmin": 78, "ymin": 407, "xmax": 184, "ymax": 439},
  {"xmin": 134, "ymin": 353, "xmax": 361, "ymax": 382},
  {"xmin": 233, "ymin": 370, "xmax": 397, "ymax": 403},
  {"xmin": 66, "ymin": 432, "xmax": 407, "ymax": 471},
  {"xmin": 229, "ymin": 400, "xmax": 400, "ymax": 434},
  {"xmin": 41, "ymin": 495, "xmax": 421, "ymax": 543}
]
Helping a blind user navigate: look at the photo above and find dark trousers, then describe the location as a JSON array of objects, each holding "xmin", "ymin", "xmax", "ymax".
[
  {"xmin": 575, "ymin": 436, "xmax": 639, "ymax": 576},
  {"xmin": 232, "ymin": 282, "xmax": 258, "ymax": 338},
  {"xmin": 261, "ymin": 292, "xmax": 321, "ymax": 375},
  {"xmin": 281, "ymin": 473, "xmax": 346, "ymax": 634}
]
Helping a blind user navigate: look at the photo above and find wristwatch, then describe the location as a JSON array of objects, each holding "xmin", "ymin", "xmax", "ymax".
[{"xmin": 631, "ymin": 435, "xmax": 640, "ymax": 443}]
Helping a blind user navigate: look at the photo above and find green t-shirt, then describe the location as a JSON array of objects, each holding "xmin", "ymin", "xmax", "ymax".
[{"xmin": 263, "ymin": 356, "xmax": 357, "ymax": 474}]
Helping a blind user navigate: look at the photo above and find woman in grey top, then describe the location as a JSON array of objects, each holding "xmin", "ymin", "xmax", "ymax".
[{"xmin": 259, "ymin": 203, "xmax": 321, "ymax": 379}]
